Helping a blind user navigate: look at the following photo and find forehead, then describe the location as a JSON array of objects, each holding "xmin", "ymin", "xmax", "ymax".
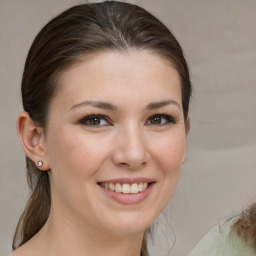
[{"xmin": 52, "ymin": 50, "xmax": 182, "ymax": 109}]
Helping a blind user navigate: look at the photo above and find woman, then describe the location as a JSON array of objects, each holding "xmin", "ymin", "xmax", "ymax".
[
  {"xmin": 189, "ymin": 204, "xmax": 256, "ymax": 255},
  {"xmin": 12, "ymin": 1, "xmax": 191, "ymax": 255}
]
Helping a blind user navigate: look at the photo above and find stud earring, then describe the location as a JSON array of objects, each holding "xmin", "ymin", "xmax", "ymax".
[{"xmin": 37, "ymin": 161, "xmax": 43, "ymax": 167}]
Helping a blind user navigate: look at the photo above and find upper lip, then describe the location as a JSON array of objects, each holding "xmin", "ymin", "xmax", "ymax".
[{"xmin": 98, "ymin": 177, "xmax": 155, "ymax": 185}]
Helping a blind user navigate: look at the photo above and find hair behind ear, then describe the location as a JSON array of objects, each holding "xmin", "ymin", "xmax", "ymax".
[
  {"xmin": 186, "ymin": 117, "xmax": 191, "ymax": 134},
  {"xmin": 13, "ymin": 159, "xmax": 50, "ymax": 249},
  {"xmin": 14, "ymin": 111, "xmax": 51, "ymax": 249}
]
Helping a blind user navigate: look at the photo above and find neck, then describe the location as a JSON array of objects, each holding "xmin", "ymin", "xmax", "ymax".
[{"xmin": 30, "ymin": 211, "xmax": 144, "ymax": 256}]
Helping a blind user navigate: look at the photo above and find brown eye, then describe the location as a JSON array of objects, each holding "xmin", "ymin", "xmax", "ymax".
[
  {"xmin": 88, "ymin": 117, "xmax": 101, "ymax": 125},
  {"xmin": 150, "ymin": 116, "xmax": 162, "ymax": 125},
  {"xmin": 146, "ymin": 114, "xmax": 175, "ymax": 126},
  {"xmin": 79, "ymin": 115, "xmax": 110, "ymax": 126}
]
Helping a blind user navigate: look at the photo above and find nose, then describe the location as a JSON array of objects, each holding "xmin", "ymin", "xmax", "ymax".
[{"xmin": 111, "ymin": 125, "xmax": 150, "ymax": 169}]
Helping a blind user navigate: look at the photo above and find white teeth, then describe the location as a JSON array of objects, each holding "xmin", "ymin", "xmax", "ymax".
[
  {"xmin": 115, "ymin": 183, "xmax": 122, "ymax": 193},
  {"xmin": 130, "ymin": 183, "xmax": 139, "ymax": 194},
  {"xmin": 122, "ymin": 184, "xmax": 131, "ymax": 193},
  {"xmin": 101, "ymin": 182, "xmax": 149, "ymax": 194},
  {"xmin": 109, "ymin": 183, "xmax": 115, "ymax": 191},
  {"xmin": 138, "ymin": 183, "xmax": 143, "ymax": 192}
]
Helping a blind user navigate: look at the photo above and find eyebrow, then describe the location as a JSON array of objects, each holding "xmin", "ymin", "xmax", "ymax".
[
  {"xmin": 69, "ymin": 99, "xmax": 180, "ymax": 111},
  {"xmin": 69, "ymin": 100, "xmax": 118, "ymax": 111},
  {"xmin": 146, "ymin": 99, "xmax": 181, "ymax": 110}
]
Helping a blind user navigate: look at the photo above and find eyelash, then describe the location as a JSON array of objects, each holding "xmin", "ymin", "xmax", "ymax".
[
  {"xmin": 146, "ymin": 114, "xmax": 176, "ymax": 126},
  {"xmin": 78, "ymin": 113, "xmax": 176, "ymax": 127},
  {"xmin": 78, "ymin": 114, "xmax": 111, "ymax": 126}
]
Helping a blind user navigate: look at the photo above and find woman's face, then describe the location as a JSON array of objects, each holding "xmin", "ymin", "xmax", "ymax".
[{"xmin": 43, "ymin": 50, "xmax": 188, "ymax": 237}]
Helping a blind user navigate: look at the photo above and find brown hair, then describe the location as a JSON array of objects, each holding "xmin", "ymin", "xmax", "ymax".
[
  {"xmin": 233, "ymin": 203, "xmax": 256, "ymax": 251},
  {"xmin": 13, "ymin": 1, "xmax": 192, "ymax": 254}
]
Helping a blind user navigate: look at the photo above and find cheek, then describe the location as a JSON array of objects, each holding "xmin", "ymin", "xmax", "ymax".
[
  {"xmin": 146, "ymin": 131, "xmax": 186, "ymax": 216},
  {"xmin": 151, "ymin": 131, "xmax": 186, "ymax": 174},
  {"xmin": 45, "ymin": 129, "xmax": 112, "ymax": 209},
  {"xmin": 46, "ymin": 128, "xmax": 111, "ymax": 180}
]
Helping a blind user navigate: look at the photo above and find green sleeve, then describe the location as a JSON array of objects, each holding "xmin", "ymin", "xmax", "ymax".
[{"xmin": 188, "ymin": 217, "xmax": 255, "ymax": 256}]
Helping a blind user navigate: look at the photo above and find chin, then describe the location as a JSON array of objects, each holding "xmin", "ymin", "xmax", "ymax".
[{"xmin": 99, "ymin": 209, "xmax": 158, "ymax": 237}]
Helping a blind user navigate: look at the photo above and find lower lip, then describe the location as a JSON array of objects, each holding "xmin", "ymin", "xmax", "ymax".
[{"xmin": 99, "ymin": 183, "xmax": 155, "ymax": 205}]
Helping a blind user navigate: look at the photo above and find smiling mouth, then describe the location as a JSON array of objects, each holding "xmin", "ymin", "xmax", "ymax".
[{"xmin": 98, "ymin": 182, "xmax": 150, "ymax": 194}]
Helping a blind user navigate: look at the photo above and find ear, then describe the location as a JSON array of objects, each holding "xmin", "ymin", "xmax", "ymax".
[{"xmin": 17, "ymin": 111, "xmax": 50, "ymax": 170}]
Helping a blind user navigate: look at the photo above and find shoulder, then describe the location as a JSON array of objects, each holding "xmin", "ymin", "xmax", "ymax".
[
  {"xmin": 9, "ymin": 241, "xmax": 36, "ymax": 256},
  {"xmin": 9, "ymin": 249, "xmax": 23, "ymax": 256},
  {"xmin": 188, "ymin": 216, "xmax": 256, "ymax": 256}
]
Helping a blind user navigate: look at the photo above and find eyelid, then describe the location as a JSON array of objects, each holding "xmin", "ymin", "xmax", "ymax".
[
  {"xmin": 146, "ymin": 113, "xmax": 177, "ymax": 125},
  {"xmin": 77, "ymin": 113, "xmax": 177, "ymax": 127},
  {"xmin": 78, "ymin": 114, "xmax": 112, "ymax": 126}
]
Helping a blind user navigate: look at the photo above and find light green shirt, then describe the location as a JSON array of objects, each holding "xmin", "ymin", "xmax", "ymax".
[{"xmin": 188, "ymin": 217, "xmax": 255, "ymax": 256}]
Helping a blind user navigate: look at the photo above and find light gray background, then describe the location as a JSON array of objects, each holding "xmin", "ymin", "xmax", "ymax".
[{"xmin": 1, "ymin": 0, "xmax": 256, "ymax": 256}]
